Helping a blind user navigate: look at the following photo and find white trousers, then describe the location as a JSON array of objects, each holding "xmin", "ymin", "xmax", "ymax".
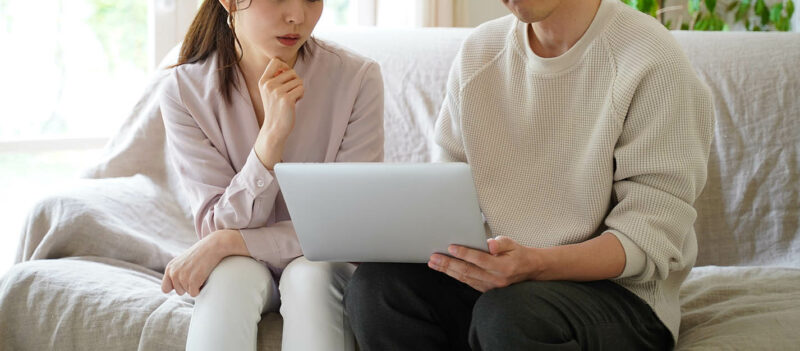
[{"xmin": 185, "ymin": 256, "xmax": 356, "ymax": 351}]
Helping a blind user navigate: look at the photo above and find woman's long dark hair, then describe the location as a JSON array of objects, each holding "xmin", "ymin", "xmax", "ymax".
[{"xmin": 175, "ymin": 0, "xmax": 310, "ymax": 103}]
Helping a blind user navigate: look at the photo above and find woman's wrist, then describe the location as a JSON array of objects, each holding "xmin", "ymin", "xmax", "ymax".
[
  {"xmin": 208, "ymin": 229, "xmax": 250, "ymax": 259},
  {"xmin": 254, "ymin": 131, "xmax": 287, "ymax": 170}
]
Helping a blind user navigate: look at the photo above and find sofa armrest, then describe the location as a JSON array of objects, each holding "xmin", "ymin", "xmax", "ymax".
[{"xmin": 16, "ymin": 174, "xmax": 196, "ymax": 273}]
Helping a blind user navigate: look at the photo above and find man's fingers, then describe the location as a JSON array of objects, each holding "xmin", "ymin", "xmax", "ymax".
[
  {"xmin": 488, "ymin": 236, "xmax": 516, "ymax": 255},
  {"xmin": 429, "ymin": 254, "xmax": 496, "ymax": 285},
  {"xmin": 448, "ymin": 245, "xmax": 498, "ymax": 271},
  {"xmin": 461, "ymin": 276, "xmax": 491, "ymax": 293}
]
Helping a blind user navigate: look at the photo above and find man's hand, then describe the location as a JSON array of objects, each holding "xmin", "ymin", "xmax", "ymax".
[{"xmin": 427, "ymin": 236, "xmax": 545, "ymax": 292}]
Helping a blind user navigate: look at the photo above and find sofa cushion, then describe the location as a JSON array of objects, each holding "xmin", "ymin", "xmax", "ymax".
[
  {"xmin": 0, "ymin": 257, "xmax": 283, "ymax": 351},
  {"xmin": 677, "ymin": 265, "xmax": 800, "ymax": 350}
]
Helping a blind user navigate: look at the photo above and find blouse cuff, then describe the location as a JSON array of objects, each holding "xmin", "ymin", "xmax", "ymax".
[
  {"xmin": 239, "ymin": 221, "xmax": 302, "ymax": 274},
  {"xmin": 239, "ymin": 148, "xmax": 278, "ymax": 198}
]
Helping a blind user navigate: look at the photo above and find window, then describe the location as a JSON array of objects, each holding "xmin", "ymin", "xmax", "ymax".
[
  {"xmin": 0, "ymin": 0, "xmax": 149, "ymax": 141},
  {"xmin": 0, "ymin": 0, "xmax": 151, "ymax": 273},
  {"xmin": 0, "ymin": 0, "xmax": 436, "ymax": 275}
]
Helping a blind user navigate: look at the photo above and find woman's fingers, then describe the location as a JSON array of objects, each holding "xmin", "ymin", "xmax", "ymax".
[
  {"xmin": 161, "ymin": 266, "xmax": 174, "ymax": 294},
  {"xmin": 172, "ymin": 272, "xmax": 187, "ymax": 295},
  {"xmin": 275, "ymin": 77, "xmax": 303, "ymax": 95},
  {"xmin": 286, "ymin": 84, "xmax": 305, "ymax": 102},
  {"xmin": 260, "ymin": 58, "xmax": 290, "ymax": 85},
  {"xmin": 187, "ymin": 278, "xmax": 201, "ymax": 297},
  {"xmin": 270, "ymin": 69, "xmax": 298, "ymax": 85}
]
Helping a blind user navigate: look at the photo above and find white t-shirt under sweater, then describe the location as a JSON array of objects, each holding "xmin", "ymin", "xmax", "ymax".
[{"xmin": 433, "ymin": 0, "xmax": 715, "ymax": 342}]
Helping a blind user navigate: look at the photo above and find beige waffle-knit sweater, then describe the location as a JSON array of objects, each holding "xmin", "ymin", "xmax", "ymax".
[{"xmin": 433, "ymin": 0, "xmax": 715, "ymax": 342}]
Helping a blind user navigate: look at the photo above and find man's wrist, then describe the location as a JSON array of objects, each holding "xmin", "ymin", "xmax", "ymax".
[{"xmin": 525, "ymin": 246, "xmax": 553, "ymax": 281}]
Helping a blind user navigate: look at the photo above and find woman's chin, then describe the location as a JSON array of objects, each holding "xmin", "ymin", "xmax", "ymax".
[{"xmin": 259, "ymin": 47, "xmax": 299, "ymax": 64}]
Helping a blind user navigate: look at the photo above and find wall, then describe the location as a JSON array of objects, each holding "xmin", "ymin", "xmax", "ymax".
[{"xmin": 454, "ymin": 0, "xmax": 510, "ymax": 27}]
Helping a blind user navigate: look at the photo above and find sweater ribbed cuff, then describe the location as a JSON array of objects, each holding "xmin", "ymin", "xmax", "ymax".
[{"xmin": 606, "ymin": 229, "xmax": 647, "ymax": 279}]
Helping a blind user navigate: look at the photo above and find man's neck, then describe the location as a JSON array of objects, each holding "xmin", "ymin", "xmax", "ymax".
[{"xmin": 528, "ymin": 0, "xmax": 602, "ymax": 58}]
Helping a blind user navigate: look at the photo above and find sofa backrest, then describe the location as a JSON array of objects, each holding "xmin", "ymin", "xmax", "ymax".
[
  {"xmin": 85, "ymin": 27, "xmax": 799, "ymax": 268},
  {"xmin": 318, "ymin": 28, "xmax": 800, "ymax": 268}
]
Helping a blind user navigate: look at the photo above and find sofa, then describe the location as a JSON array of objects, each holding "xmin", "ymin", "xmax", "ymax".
[{"xmin": 1, "ymin": 27, "xmax": 798, "ymax": 350}]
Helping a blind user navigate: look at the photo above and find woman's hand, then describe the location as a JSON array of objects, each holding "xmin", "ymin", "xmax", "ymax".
[
  {"xmin": 253, "ymin": 58, "xmax": 305, "ymax": 170},
  {"xmin": 161, "ymin": 229, "xmax": 244, "ymax": 297}
]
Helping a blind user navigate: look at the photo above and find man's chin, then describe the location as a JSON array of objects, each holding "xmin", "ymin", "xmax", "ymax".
[{"xmin": 511, "ymin": 9, "xmax": 551, "ymax": 24}]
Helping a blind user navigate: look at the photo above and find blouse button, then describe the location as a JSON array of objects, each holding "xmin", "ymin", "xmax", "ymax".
[{"xmin": 256, "ymin": 179, "xmax": 265, "ymax": 188}]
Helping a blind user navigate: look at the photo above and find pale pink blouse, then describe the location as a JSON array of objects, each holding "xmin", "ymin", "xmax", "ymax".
[{"xmin": 160, "ymin": 39, "xmax": 384, "ymax": 274}]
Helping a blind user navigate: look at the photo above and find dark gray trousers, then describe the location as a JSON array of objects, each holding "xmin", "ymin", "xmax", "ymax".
[{"xmin": 344, "ymin": 263, "xmax": 673, "ymax": 351}]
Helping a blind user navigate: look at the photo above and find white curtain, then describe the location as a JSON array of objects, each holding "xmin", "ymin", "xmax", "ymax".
[
  {"xmin": 364, "ymin": 0, "xmax": 509, "ymax": 28},
  {"xmin": 418, "ymin": 0, "xmax": 455, "ymax": 27},
  {"xmin": 368, "ymin": 0, "xmax": 455, "ymax": 27}
]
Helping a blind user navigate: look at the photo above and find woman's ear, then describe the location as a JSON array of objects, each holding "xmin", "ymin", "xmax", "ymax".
[{"xmin": 218, "ymin": 0, "xmax": 232, "ymax": 13}]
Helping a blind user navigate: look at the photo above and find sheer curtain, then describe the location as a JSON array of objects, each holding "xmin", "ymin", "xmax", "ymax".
[
  {"xmin": 367, "ymin": 0, "xmax": 455, "ymax": 27},
  {"xmin": 418, "ymin": 0, "xmax": 455, "ymax": 27}
]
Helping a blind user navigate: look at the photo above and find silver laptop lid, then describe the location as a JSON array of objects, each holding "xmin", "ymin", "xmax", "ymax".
[{"xmin": 274, "ymin": 162, "xmax": 488, "ymax": 263}]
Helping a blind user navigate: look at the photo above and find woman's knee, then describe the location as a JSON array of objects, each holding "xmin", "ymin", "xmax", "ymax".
[
  {"xmin": 198, "ymin": 256, "xmax": 275, "ymax": 304},
  {"xmin": 279, "ymin": 256, "xmax": 355, "ymax": 296}
]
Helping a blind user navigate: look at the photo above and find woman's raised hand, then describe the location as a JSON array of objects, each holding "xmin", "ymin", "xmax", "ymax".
[{"xmin": 254, "ymin": 57, "xmax": 305, "ymax": 169}]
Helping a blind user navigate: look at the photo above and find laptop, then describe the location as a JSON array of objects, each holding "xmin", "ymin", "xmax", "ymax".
[{"xmin": 274, "ymin": 162, "xmax": 489, "ymax": 263}]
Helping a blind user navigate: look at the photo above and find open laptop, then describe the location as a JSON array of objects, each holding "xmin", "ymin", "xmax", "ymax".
[{"xmin": 274, "ymin": 162, "xmax": 489, "ymax": 263}]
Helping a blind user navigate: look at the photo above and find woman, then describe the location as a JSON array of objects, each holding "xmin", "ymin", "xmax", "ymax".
[{"xmin": 158, "ymin": 0, "xmax": 383, "ymax": 350}]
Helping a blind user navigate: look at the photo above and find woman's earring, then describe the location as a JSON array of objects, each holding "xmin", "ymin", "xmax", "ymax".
[{"xmin": 227, "ymin": 15, "xmax": 232, "ymax": 28}]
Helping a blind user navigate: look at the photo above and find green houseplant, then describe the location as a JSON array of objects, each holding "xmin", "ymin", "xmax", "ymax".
[{"xmin": 622, "ymin": 0, "xmax": 795, "ymax": 31}]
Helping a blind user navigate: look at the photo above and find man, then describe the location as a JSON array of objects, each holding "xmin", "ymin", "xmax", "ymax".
[{"xmin": 345, "ymin": 0, "xmax": 714, "ymax": 349}]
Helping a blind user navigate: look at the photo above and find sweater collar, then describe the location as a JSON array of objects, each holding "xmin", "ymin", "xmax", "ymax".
[{"xmin": 512, "ymin": 0, "xmax": 619, "ymax": 74}]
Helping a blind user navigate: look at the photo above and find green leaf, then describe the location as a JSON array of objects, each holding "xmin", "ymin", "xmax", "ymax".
[
  {"xmin": 787, "ymin": 0, "xmax": 795, "ymax": 18},
  {"xmin": 776, "ymin": 16, "xmax": 790, "ymax": 31},
  {"xmin": 706, "ymin": 0, "xmax": 718, "ymax": 13},
  {"xmin": 715, "ymin": 16, "xmax": 727, "ymax": 30},
  {"xmin": 726, "ymin": 1, "xmax": 740, "ymax": 12},
  {"xmin": 770, "ymin": 3, "xmax": 783, "ymax": 23},
  {"xmin": 640, "ymin": 0, "xmax": 654, "ymax": 13},
  {"xmin": 689, "ymin": 0, "xmax": 702, "ymax": 14},
  {"xmin": 755, "ymin": 0, "xmax": 770, "ymax": 25},
  {"xmin": 755, "ymin": 0, "xmax": 766, "ymax": 13},
  {"xmin": 736, "ymin": 0, "xmax": 751, "ymax": 22},
  {"xmin": 696, "ymin": 16, "xmax": 709, "ymax": 30}
]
